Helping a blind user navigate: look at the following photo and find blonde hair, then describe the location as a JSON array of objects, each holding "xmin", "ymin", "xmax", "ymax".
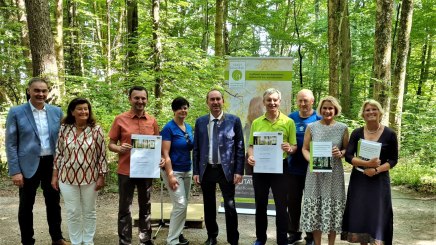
[
  {"xmin": 317, "ymin": 96, "xmax": 342, "ymax": 116},
  {"xmin": 359, "ymin": 99, "xmax": 384, "ymax": 121}
]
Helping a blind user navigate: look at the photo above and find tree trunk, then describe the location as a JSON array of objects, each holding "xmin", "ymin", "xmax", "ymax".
[
  {"xmin": 311, "ymin": 0, "xmax": 320, "ymax": 91},
  {"xmin": 106, "ymin": 0, "xmax": 112, "ymax": 84},
  {"xmin": 201, "ymin": 0, "xmax": 210, "ymax": 52},
  {"xmin": 391, "ymin": 2, "xmax": 401, "ymax": 65},
  {"xmin": 339, "ymin": 0, "xmax": 351, "ymax": 116},
  {"xmin": 126, "ymin": 0, "xmax": 138, "ymax": 72},
  {"xmin": 328, "ymin": 0, "xmax": 340, "ymax": 98},
  {"xmin": 152, "ymin": 0, "xmax": 163, "ymax": 114},
  {"xmin": 215, "ymin": 0, "xmax": 224, "ymax": 56},
  {"xmin": 404, "ymin": 41, "xmax": 411, "ymax": 95},
  {"xmin": 15, "ymin": 0, "xmax": 32, "ymax": 74},
  {"xmin": 417, "ymin": 34, "xmax": 432, "ymax": 96},
  {"xmin": 54, "ymin": 0, "xmax": 64, "ymax": 95},
  {"xmin": 280, "ymin": 0, "xmax": 292, "ymax": 56},
  {"xmin": 24, "ymin": 0, "xmax": 61, "ymax": 103},
  {"xmin": 223, "ymin": 0, "xmax": 230, "ymax": 55},
  {"xmin": 92, "ymin": 1, "xmax": 105, "ymax": 67},
  {"xmin": 390, "ymin": 0, "xmax": 413, "ymax": 144},
  {"xmin": 66, "ymin": 0, "xmax": 81, "ymax": 76},
  {"xmin": 293, "ymin": 0, "xmax": 303, "ymax": 87},
  {"xmin": 372, "ymin": 0, "xmax": 393, "ymax": 125}
]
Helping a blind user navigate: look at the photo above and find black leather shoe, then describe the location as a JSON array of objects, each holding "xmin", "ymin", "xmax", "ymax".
[
  {"xmin": 178, "ymin": 234, "xmax": 189, "ymax": 245},
  {"xmin": 204, "ymin": 237, "xmax": 217, "ymax": 245}
]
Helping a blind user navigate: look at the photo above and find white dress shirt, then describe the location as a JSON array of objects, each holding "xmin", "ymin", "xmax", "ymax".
[
  {"xmin": 29, "ymin": 101, "xmax": 52, "ymax": 156},
  {"xmin": 208, "ymin": 111, "xmax": 223, "ymax": 164}
]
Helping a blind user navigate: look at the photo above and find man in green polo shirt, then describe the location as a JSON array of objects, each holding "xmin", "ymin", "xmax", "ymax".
[{"xmin": 247, "ymin": 88, "xmax": 297, "ymax": 245}]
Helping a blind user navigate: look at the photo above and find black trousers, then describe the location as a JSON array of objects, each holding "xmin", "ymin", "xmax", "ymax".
[
  {"xmin": 253, "ymin": 161, "xmax": 289, "ymax": 245},
  {"xmin": 287, "ymin": 173, "xmax": 313, "ymax": 240},
  {"xmin": 201, "ymin": 165, "xmax": 239, "ymax": 244},
  {"xmin": 18, "ymin": 155, "xmax": 63, "ymax": 245},
  {"xmin": 118, "ymin": 174, "xmax": 153, "ymax": 245}
]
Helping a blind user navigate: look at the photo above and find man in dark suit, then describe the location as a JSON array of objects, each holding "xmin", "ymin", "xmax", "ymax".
[
  {"xmin": 193, "ymin": 89, "xmax": 245, "ymax": 245},
  {"xmin": 5, "ymin": 77, "xmax": 67, "ymax": 245}
]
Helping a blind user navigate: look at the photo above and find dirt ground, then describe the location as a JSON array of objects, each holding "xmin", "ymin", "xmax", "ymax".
[{"xmin": 0, "ymin": 174, "xmax": 435, "ymax": 245}]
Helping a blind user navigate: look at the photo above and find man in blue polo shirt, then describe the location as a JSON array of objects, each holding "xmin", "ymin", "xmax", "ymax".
[{"xmin": 287, "ymin": 89, "xmax": 321, "ymax": 245}]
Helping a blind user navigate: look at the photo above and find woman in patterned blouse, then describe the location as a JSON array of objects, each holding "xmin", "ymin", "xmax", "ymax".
[{"xmin": 51, "ymin": 98, "xmax": 107, "ymax": 245}]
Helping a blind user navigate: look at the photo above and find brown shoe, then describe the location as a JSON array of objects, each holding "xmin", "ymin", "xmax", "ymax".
[{"xmin": 52, "ymin": 239, "xmax": 70, "ymax": 245}]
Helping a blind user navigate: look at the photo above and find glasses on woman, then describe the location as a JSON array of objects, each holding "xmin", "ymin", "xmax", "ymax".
[{"xmin": 184, "ymin": 132, "xmax": 191, "ymax": 144}]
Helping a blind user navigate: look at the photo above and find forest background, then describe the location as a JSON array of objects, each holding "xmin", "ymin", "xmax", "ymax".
[{"xmin": 0, "ymin": 0, "xmax": 434, "ymax": 193}]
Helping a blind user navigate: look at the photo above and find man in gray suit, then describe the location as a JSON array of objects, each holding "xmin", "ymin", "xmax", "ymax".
[{"xmin": 5, "ymin": 77, "xmax": 67, "ymax": 245}]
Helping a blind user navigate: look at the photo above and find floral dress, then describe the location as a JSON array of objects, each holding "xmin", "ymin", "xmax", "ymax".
[{"xmin": 300, "ymin": 120, "xmax": 347, "ymax": 233}]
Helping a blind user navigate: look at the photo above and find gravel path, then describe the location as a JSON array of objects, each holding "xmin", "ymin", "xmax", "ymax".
[{"xmin": 0, "ymin": 174, "xmax": 434, "ymax": 245}]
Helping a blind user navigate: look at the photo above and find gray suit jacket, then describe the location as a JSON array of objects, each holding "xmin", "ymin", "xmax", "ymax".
[{"xmin": 5, "ymin": 102, "xmax": 63, "ymax": 178}]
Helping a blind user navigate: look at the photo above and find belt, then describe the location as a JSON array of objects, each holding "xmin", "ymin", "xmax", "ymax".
[{"xmin": 209, "ymin": 164, "xmax": 220, "ymax": 169}]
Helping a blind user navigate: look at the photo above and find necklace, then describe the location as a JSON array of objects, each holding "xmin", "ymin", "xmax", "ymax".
[
  {"xmin": 75, "ymin": 124, "xmax": 87, "ymax": 129},
  {"xmin": 366, "ymin": 124, "xmax": 381, "ymax": 134}
]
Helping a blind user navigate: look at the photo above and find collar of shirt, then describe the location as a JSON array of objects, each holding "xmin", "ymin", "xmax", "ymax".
[
  {"xmin": 209, "ymin": 111, "xmax": 224, "ymax": 123},
  {"xmin": 127, "ymin": 110, "xmax": 149, "ymax": 119},
  {"xmin": 260, "ymin": 111, "xmax": 286, "ymax": 122},
  {"xmin": 29, "ymin": 100, "xmax": 46, "ymax": 112}
]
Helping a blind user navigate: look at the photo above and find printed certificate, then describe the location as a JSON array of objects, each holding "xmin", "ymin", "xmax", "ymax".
[
  {"xmin": 310, "ymin": 141, "xmax": 333, "ymax": 172},
  {"xmin": 130, "ymin": 134, "xmax": 162, "ymax": 178},
  {"xmin": 253, "ymin": 132, "xmax": 283, "ymax": 173}
]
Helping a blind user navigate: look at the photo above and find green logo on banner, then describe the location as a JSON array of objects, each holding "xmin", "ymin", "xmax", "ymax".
[{"xmin": 232, "ymin": 70, "xmax": 243, "ymax": 81}]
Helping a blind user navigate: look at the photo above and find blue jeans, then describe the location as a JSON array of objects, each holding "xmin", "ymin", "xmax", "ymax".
[{"xmin": 161, "ymin": 170, "xmax": 192, "ymax": 245}]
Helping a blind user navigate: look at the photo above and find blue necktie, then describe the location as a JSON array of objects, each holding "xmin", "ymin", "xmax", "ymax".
[{"xmin": 212, "ymin": 119, "xmax": 219, "ymax": 164}]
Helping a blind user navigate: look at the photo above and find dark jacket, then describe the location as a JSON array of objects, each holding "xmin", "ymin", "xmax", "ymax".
[{"xmin": 193, "ymin": 113, "xmax": 245, "ymax": 182}]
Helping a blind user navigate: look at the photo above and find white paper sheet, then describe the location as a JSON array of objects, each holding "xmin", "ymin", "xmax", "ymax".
[
  {"xmin": 253, "ymin": 132, "xmax": 284, "ymax": 173},
  {"xmin": 129, "ymin": 134, "xmax": 162, "ymax": 178}
]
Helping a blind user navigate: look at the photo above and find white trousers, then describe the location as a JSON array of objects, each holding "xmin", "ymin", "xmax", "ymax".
[
  {"xmin": 161, "ymin": 170, "xmax": 192, "ymax": 245},
  {"xmin": 59, "ymin": 182, "xmax": 97, "ymax": 245}
]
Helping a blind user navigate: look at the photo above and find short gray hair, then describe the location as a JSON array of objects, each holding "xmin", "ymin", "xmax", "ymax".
[
  {"xmin": 263, "ymin": 88, "xmax": 281, "ymax": 100},
  {"xmin": 296, "ymin": 89, "xmax": 314, "ymax": 101},
  {"xmin": 28, "ymin": 77, "xmax": 48, "ymax": 87}
]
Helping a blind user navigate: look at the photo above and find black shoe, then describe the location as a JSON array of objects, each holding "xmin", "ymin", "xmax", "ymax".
[
  {"xmin": 140, "ymin": 240, "xmax": 154, "ymax": 245},
  {"xmin": 178, "ymin": 234, "xmax": 189, "ymax": 245},
  {"xmin": 288, "ymin": 233, "xmax": 303, "ymax": 245},
  {"xmin": 204, "ymin": 237, "xmax": 217, "ymax": 245}
]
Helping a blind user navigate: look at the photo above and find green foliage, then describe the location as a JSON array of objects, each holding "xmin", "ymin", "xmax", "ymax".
[
  {"xmin": 391, "ymin": 157, "xmax": 436, "ymax": 193},
  {"xmin": 0, "ymin": 0, "xmax": 435, "ymax": 193},
  {"xmin": 401, "ymin": 94, "xmax": 436, "ymax": 165}
]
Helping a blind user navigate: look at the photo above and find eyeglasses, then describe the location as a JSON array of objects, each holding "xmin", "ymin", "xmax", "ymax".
[{"xmin": 184, "ymin": 132, "xmax": 192, "ymax": 144}]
